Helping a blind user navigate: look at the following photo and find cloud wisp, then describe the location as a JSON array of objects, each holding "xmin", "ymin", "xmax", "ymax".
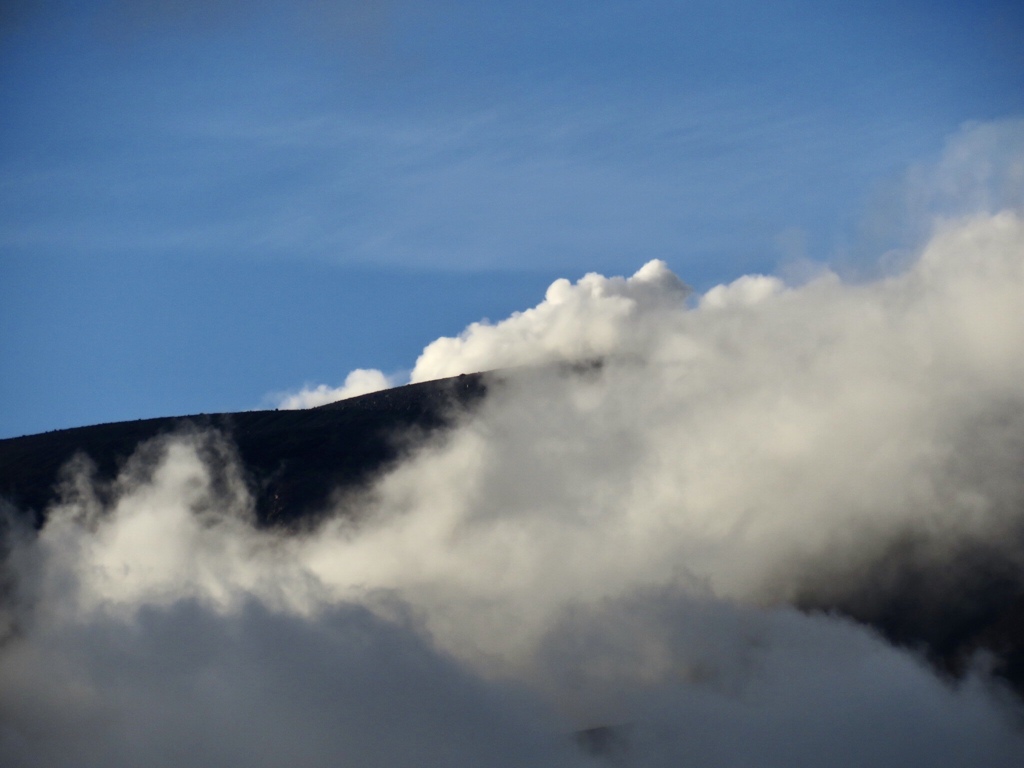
[{"xmin": 276, "ymin": 368, "xmax": 395, "ymax": 410}]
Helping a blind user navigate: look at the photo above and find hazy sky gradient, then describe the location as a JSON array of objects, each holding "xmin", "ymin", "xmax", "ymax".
[{"xmin": 2, "ymin": 0, "xmax": 1023, "ymax": 436}]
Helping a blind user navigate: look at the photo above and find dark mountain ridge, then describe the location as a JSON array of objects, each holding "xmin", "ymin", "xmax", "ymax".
[{"xmin": 0, "ymin": 373, "xmax": 487, "ymax": 529}]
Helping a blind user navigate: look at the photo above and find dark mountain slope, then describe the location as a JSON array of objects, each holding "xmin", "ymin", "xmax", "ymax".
[{"xmin": 0, "ymin": 373, "xmax": 486, "ymax": 529}]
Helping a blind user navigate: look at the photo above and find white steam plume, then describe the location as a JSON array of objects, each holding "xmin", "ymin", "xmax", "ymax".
[
  {"xmin": 410, "ymin": 259, "xmax": 690, "ymax": 382},
  {"xmin": 296, "ymin": 211, "xmax": 1024, "ymax": 672}
]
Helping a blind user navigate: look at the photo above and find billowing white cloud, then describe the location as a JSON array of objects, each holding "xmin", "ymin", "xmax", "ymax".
[
  {"xmin": 410, "ymin": 259, "xmax": 690, "ymax": 382},
  {"xmin": 298, "ymin": 211, "xmax": 1024, "ymax": 673},
  {"xmin": 5, "ymin": 203, "xmax": 1024, "ymax": 765},
  {"xmin": 9, "ymin": 117, "xmax": 1024, "ymax": 766}
]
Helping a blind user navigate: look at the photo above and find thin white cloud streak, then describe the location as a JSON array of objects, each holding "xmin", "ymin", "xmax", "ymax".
[
  {"xmin": 0, "ymin": 77, "xmax": 916, "ymax": 271},
  {"xmin": 4, "ymin": 203, "xmax": 1024, "ymax": 764}
]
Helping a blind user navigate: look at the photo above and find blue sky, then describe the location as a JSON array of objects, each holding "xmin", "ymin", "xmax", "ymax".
[{"xmin": 2, "ymin": 0, "xmax": 1023, "ymax": 438}]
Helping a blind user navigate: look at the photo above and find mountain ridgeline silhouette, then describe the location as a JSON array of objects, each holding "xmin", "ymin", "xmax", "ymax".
[{"xmin": 0, "ymin": 373, "xmax": 487, "ymax": 530}]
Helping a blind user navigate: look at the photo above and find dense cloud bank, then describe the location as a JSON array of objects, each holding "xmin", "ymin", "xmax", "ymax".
[{"xmin": 5, "ymin": 204, "xmax": 1024, "ymax": 762}]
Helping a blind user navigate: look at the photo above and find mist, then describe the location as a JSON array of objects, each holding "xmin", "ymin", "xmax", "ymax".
[{"xmin": 4, "ymin": 130, "xmax": 1024, "ymax": 763}]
